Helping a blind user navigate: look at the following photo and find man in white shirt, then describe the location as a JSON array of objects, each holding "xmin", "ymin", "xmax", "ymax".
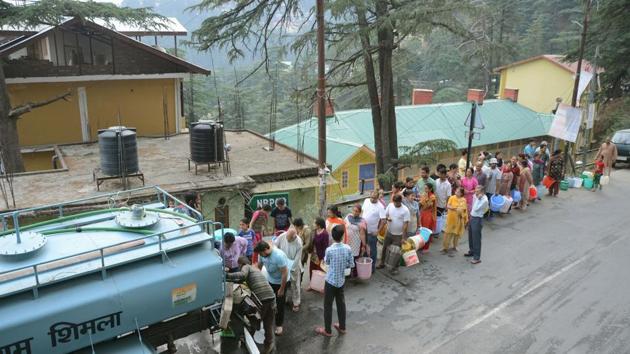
[
  {"xmin": 361, "ymin": 190, "xmax": 386, "ymax": 272},
  {"xmin": 377, "ymin": 194, "xmax": 410, "ymax": 274},
  {"xmin": 434, "ymin": 167, "xmax": 451, "ymax": 236},
  {"xmin": 273, "ymin": 227, "xmax": 303, "ymax": 312},
  {"xmin": 464, "ymin": 186, "xmax": 488, "ymax": 264}
]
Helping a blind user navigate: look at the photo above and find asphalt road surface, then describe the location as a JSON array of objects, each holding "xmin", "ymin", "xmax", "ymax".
[{"xmin": 175, "ymin": 168, "xmax": 630, "ymax": 354}]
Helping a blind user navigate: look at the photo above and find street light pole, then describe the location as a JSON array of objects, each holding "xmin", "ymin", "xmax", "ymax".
[{"xmin": 316, "ymin": 0, "xmax": 327, "ymax": 217}]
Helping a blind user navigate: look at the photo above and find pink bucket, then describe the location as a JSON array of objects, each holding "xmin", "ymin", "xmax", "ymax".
[{"xmin": 356, "ymin": 257, "xmax": 373, "ymax": 280}]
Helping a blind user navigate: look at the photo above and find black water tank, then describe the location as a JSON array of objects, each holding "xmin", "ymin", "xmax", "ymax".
[
  {"xmin": 98, "ymin": 126, "xmax": 139, "ymax": 176},
  {"xmin": 190, "ymin": 121, "xmax": 225, "ymax": 163}
]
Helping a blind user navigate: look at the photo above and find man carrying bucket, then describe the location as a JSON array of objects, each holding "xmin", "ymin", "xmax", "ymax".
[{"xmin": 376, "ymin": 194, "xmax": 410, "ymax": 275}]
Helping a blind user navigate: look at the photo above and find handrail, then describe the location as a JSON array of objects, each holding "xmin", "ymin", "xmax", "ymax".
[
  {"xmin": 0, "ymin": 220, "xmax": 223, "ymax": 275},
  {"xmin": 0, "ymin": 186, "xmax": 204, "ymax": 244}
]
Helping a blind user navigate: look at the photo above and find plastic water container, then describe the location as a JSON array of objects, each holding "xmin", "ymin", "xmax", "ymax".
[
  {"xmin": 310, "ymin": 270, "xmax": 326, "ymax": 293},
  {"xmin": 418, "ymin": 227, "xmax": 432, "ymax": 243},
  {"xmin": 407, "ymin": 235, "xmax": 425, "ymax": 250},
  {"xmin": 529, "ymin": 186, "xmax": 538, "ymax": 199},
  {"xmin": 435, "ymin": 214, "xmax": 446, "ymax": 234},
  {"xmin": 583, "ymin": 178, "xmax": 594, "ymax": 189},
  {"xmin": 511, "ymin": 190, "xmax": 522, "ymax": 202},
  {"xmin": 500, "ymin": 196, "xmax": 513, "ymax": 213},
  {"xmin": 537, "ymin": 185, "xmax": 546, "ymax": 198},
  {"xmin": 600, "ymin": 176, "xmax": 610, "ymax": 185},
  {"xmin": 582, "ymin": 171, "xmax": 594, "ymax": 179},
  {"xmin": 560, "ymin": 180, "xmax": 570, "ymax": 191},
  {"xmin": 571, "ymin": 177, "xmax": 583, "ymax": 188},
  {"xmin": 356, "ymin": 257, "xmax": 373, "ymax": 280},
  {"xmin": 490, "ymin": 195, "xmax": 505, "ymax": 212},
  {"xmin": 403, "ymin": 251, "xmax": 419, "ymax": 267}
]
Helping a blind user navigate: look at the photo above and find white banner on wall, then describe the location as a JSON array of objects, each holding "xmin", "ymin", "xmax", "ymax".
[{"xmin": 548, "ymin": 103, "xmax": 582, "ymax": 142}]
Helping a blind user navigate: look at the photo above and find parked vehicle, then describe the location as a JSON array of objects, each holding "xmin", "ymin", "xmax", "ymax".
[{"xmin": 612, "ymin": 129, "xmax": 630, "ymax": 166}]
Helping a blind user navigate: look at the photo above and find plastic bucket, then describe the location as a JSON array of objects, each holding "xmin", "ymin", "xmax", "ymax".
[
  {"xmin": 582, "ymin": 171, "xmax": 594, "ymax": 179},
  {"xmin": 542, "ymin": 175, "xmax": 555, "ymax": 189},
  {"xmin": 571, "ymin": 177, "xmax": 583, "ymax": 188},
  {"xmin": 435, "ymin": 214, "xmax": 446, "ymax": 234},
  {"xmin": 490, "ymin": 195, "xmax": 505, "ymax": 212},
  {"xmin": 418, "ymin": 227, "xmax": 432, "ymax": 243},
  {"xmin": 356, "ymin": 257, "xmax": 373, "ymax": 280},
  {"xmin": 560, "ymin": 180, "xmax": 570, "ymax": 191},
  {"xmin": 600, "ymin": 176, "xmax": 610, "ymax": 185},
  {"xmin": 403, "ymin": 251, "xmax": 419, "ymax": 267},
  {"xmin": 310, "ymin": 270, "xmax": 326, "ymax": 293},
  {"xmin": 537, "ymin": 185, "xmax": 545, "ymax": 198},
  {"xmin": 529, "ymin": 186, "xmax": 538, "ymax": 199},
  {"xmin": 500, "ymin": 196, "xmax": 513, "ymax": 213},
  {"xmin": 511, "ymin": 190, "xmax": 522, "ymax": 202},
  {"xmin": 583, "ymin": 178, "xmax": 594, "ymax": 189},
  {"xmin": 385, "ymin": 245, "xmax": 401, "ymax": 271}
]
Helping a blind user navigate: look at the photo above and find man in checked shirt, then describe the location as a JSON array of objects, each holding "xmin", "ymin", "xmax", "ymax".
[{"xmin": 315, "ymin": 224, "xmax": 355, "ymax": 337}]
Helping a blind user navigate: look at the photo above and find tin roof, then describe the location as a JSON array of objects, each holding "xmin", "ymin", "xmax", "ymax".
[
  {"xmin": 273, "ymin": 99, "xmax": 554, "ymax": 170},
  {"xmin": 493, "ymin": 54, "xmax": 601, "ymax": 74},
  {"xmin": 0, "ymin": 17, "xmax": 188, "ymax": 36}
]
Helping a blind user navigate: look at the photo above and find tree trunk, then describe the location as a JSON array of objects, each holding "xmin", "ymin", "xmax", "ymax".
[
  {"xmin": 0, "ymin": 63, "xmax": 24, "ymax": 173},
  {"xmin": 356, "ymin": 7, "xmax": 385, "ymax": 177},
  {"xmin": 376, "ymin": 0, "xmax": 397, "ymax": 175},
  {"xmin": 376, "ymin": 0, "xmax": 392, "ymax": 176}
]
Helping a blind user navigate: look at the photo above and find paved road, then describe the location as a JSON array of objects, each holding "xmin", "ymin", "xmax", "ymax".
[{"xmin": 176, "ymin": 168, "xmax": 630, "ymax": 354}]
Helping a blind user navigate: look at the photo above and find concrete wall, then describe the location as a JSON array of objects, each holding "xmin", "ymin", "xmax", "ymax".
[
  {"xmin": 199, "ymin": 190, "xmax": 245, "ymax": 230},
  {"xmin": 498, "ymin": 59, "xmax": 574, "ymax": 114},
  {"xmin": 198, "ymin": 184, "xmax": 320, "ymax": 231},
  {"xmin": 8, "ymin": 78, "xmax": 178, "ymax": 146}
]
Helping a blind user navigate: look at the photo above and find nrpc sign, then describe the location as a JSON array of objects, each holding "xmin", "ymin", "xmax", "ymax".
[{"xmin": 249, "ymin": 193, "xmax": 289, "ymax": 210}]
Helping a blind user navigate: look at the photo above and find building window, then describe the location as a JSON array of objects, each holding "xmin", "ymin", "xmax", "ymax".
[
  {"xmin": 358, "ymin": 163, "xmax": 376, "ymax": 193},
  {"xmin": 341, "ymin": 170, "xmax": 349, "ymax": 188}
]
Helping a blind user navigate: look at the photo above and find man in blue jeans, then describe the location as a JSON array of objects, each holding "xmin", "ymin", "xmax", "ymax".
[
  {"xmin": 315, "ymin": 225, "xmax": 355, "ymax": 337},
  {"xmin": 361, "ymin": 190, "xmax": 385, "ymax": 272}
]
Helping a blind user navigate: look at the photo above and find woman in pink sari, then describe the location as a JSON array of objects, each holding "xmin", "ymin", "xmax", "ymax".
[{"xmin": 461, "ymin": 167, "xmax": 478, "ymax": 214}]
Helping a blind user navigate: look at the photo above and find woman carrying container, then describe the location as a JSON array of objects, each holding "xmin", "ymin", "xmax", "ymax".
[
  {"xmin": 344, "ymin": 204, "xmax": 367, "ymax": 277},
  {"xmin": 306, "ymin": 217, "xmax": 329, "ymax": 290},
  {"xmin": 517, "ymin": 160, "xmax": 534, "ymax": 210},
  {"xmin": 441, "ymin": 187, "xmax": 468, "ymax": 256},
  {"xmin": 419, "ymin": 184, "xmax": 437, "ymax": 251}
]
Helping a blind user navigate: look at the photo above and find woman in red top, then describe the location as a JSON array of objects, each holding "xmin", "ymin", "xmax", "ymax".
[
  {"xmin": 592, "ymin": 156, "xmax": 605, "ymax": 191},
  {"xmin": 325, "ymin": 205, "xmax": 347, "ymax": 244}
]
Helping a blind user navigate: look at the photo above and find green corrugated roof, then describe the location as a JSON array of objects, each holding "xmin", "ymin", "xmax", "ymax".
[{"xmin": 273, "ymin": 99, "xmax": 554, "ymax": 170}]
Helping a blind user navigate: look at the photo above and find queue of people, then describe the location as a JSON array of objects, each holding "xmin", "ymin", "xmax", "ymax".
[{"xmin": 213, "ymin": 139, "xmax": 606, "ymax": 353}]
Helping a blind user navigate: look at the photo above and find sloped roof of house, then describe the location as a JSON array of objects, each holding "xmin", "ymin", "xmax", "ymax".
[
  {"xmin": 0, "ymin": 17, "xmax": 209, "ymax": 75},
  {"xmin": 494, "ymin": 54, "xmax": 601, "ymax": 74},
  {"xmin": 0, "ymin": 17, "xmax": 188, "ymax": 36},
  {"xmin": 273, "ymin": 99, "xmax": 554, "ymax": 170}
]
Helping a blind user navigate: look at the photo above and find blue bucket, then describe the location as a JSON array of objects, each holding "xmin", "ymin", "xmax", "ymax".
[
  {"xmin": 418, "ymin": 227, "xmax": 432, "ymax": 242},
  {"xmin": 490, "ymin": 195, "xmax": 505, "ymax": 212},
  {"xmin": 511, "ymin": 190, "xmax": 522, "ymax": 202}
]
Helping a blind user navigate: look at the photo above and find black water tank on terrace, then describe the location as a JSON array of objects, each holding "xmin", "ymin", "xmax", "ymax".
[
  {"xmin": 98, "ymin": 126, "xmax": 139, "ymax": 176},
  {"xmin": 190, "ymin": 121, "xmax": 225, "ymax": 163}
]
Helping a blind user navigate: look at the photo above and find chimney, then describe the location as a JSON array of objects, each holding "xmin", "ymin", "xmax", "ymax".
[
  {"xmin": 313, "ymin": 97, "xmax": 335, "ymax": 117},
  {"xmin": 411, "ymin": 89, "xmax": 433, "ymax": 105},
  {"xmin": 467, "ymin": 89, "xmax": 484, "ymax": 105},
  {"xmin": 503, "ymin": 88, "xmax": 519, "ymax": 102}
]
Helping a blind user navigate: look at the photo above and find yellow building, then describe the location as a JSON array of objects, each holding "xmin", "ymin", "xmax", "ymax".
[
  {"xmin": 331, "ymin": 146, "xmax": 376, "ymax": 196},
  {"xmin": 495, "ymin": 54, "xmax": 597, "ymax": 113},
  {"xmin": 1, "ymin": 17, "xmax": 208, "ymax": 147}
]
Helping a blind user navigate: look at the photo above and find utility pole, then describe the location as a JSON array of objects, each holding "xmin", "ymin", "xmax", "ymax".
[
  {"xmin": 566, "ymin": 0, "xmax": 591, "ymax": 173},
  {"xmin": 316, "ymin": 0, "xmax": 327, "ymax": 217},
  {"xmin": 582, "ymin": 45, "xmax": 598, "ymax": 165},
  {"xmin": 465, "ymin": 102, "xmax": 477, "ymax": 170}
]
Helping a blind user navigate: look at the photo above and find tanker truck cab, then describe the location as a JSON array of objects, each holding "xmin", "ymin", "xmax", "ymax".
[{"xmin": 0, "ymin": 187, "xmax": 226, "ymax": 353}]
